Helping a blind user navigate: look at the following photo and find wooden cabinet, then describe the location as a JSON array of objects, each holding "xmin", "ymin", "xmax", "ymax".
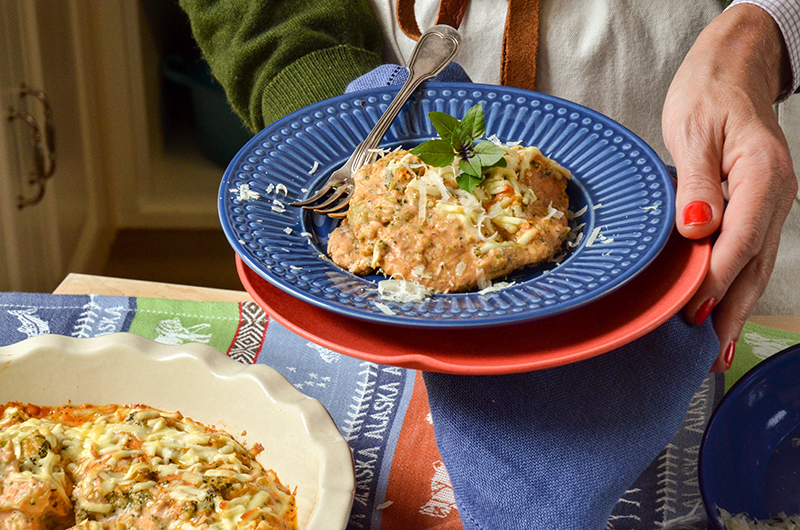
[
  {"xmin": 0, "ymin": 0, "xmax": 114, "ymax": 292},
  {"xmin": 0, "ymin": 0, "xmax": 231, "ymax": 292}
]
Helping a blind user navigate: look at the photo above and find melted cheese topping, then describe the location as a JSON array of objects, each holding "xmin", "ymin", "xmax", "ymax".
[{"xmin": 0, "ymin": 403, "xmax": 296, "ymax": 530}]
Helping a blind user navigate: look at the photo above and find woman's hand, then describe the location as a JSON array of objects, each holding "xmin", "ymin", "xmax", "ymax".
[{"xmin": 662, "ymin": 4, "xmax": 799, "ymax": 372}]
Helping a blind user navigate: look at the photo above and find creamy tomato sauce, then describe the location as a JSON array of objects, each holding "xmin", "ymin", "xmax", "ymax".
[{"xmin": 328, "ymin": 145, "xmax": 571, "ymax": 293}]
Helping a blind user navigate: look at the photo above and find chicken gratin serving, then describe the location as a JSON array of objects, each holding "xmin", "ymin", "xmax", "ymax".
[
  {"xmin": 327, "ymin": 144, "xmax": 571, "ymax": 293},
  {"xmin": 0, "ymin": 402, "xmax": 296, "ymax": 530}
]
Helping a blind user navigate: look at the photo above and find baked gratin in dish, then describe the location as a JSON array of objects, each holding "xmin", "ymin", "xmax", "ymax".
[
  {"xmin": 0, "ymin": 403, "xmax": 296, "ymax": 529},
  {"xmin": 0, "ymin": 333, "xmax": 355, "ymax": 530}
]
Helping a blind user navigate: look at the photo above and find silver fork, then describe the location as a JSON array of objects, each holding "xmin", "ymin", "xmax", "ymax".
[{"xmin": 290, "ymin": 24, "xmax": 461, "ymax": 218}]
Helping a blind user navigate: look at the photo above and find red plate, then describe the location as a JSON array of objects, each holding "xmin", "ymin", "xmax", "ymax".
[{"xmin": 237, "ymin": 232, "xmax": 711, "ymax": 375}]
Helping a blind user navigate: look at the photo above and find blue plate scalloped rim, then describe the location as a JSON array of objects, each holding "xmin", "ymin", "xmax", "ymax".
[{"xmin": 219, "ymin": 83, "xmax": 675, "ymax": 329}]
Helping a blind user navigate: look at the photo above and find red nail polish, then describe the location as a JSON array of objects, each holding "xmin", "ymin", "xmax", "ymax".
[
  {"xmin": 695, "ymin": 298, "xmax": 716, "ymax": 326},
  {"xmin": 684, "ymin": 201, "xmax": 713, "ymax": 226},
  {"xmin": 724, "ymin": 340, "xmax": 737, "ymax": 371}
]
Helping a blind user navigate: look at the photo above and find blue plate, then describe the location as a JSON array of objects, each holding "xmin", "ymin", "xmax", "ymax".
[
  {"xmin": 219, "ymin": 83, "xmax": 674, "ymax": 328},
  {"xmin": 700, "ymin": 343, "xmax": 800, "ymax": 528}
]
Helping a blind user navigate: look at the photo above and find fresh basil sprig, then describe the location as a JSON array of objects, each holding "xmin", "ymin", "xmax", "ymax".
[{"xmin": 410, "ymin": 104, "xmax": 507, "ymax": 193}]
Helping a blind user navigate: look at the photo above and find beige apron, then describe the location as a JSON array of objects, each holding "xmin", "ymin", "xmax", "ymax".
[{"xmin": 368, "ymin": 0, "xmax": 800, "ymax": 314}]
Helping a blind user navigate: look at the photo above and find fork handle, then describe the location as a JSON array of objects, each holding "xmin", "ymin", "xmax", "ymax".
[{"xmin": 355, "ymin": 24, "xmax": 461, "ymax": 166}]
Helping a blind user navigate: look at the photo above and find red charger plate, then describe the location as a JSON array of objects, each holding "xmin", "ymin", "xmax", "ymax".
[{"xmin": 237, "ymin": 232, "xmax": 711, "ymax": 375}]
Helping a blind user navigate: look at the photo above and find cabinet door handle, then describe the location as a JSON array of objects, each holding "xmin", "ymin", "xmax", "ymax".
[
  {"xmin": 19, "ymin": 84, "xmax": 55, "ymax": 178},
  {"xmin": 7, "ymin": 108, "xmax": 47, "ymax": 208},
  {"xmin": 7, "ymin": 84, "xmax": 56, "ymax": 209}
]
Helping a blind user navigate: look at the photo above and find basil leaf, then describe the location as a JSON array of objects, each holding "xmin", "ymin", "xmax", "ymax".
[
  {"xmin": 460, "ymin": 103, "xmax": 486, "ymax": 140},
  {"xmin": 410, "ymin": 139, "xmax": 456, "ymax": 167},
  {"xmin": 456, "ymin": 173, "xmax": 483, "ymax": 193},
  {"xmin": 412, "ymin": 103, "xmax": 506, "ymax": 192},
  {"xmin": 483, "ymin": 157, "xmax": 508, "ymax": 171},
  {"xmin": 451, "ymin": 127, "xmax": 475, "ymax": 159},
  {"xmin": 458, "ymin": 156, "xmax": 483, "ymax": 179},
  {"xmin": 473, "ymin": 141, "xmax": 507, "ymax": 167},
  {"xmin": 428, "ymin": 112, "xmax": 460, "ymax": 142}
]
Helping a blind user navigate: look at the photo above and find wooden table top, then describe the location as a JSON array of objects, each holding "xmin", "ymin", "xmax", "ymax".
[
  {"xmin": 54, "ymin": 273, "xmax": 254, "ymax": 303},
  {"xmin": 54, "ymin": 273, "xmax": 800, "ymax": 333}
]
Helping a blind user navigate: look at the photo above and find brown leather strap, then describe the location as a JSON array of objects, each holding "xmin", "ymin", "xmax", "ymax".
[
  {"xmin": 501, "ymin": 0, "xmax": 540, "ymax": 91},
  {"xmin": 397, "ymin": 0, "xmax": 469, "ymax": 40},
  {"xmin": 396, "ymin": 0, "xmax": 540, "ymax": 91},
  {"xmin": 435, "ymin": 0, "xmax": 469, "ymax": 30}
]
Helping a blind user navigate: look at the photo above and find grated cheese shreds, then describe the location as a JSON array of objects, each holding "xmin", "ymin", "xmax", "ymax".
[
  {"xmin": 478, "ymin": 281, "xmax": 515, "ymax": 295},
  {"xmin": 486, "ymin": 134, "xmax": 521, "ymax": 147},
  {"xmin": 423, "ymin": 167, "xmax": 452, "ymax": 201},
  {"xmin": 585, "ymin": 227, "xmax": 602, "ymax": 247},
  {"xmin": 367, "ymin": 147, "xmax": 390, "ymax": 158},
  {"xmin": 718, "ymin": 508, "xmax": 800, "ymax": 529},
  {"xmin": 418, "ymin": 178, "xmax": 428, "ymax": 223},
  {"xmin": 567, "ymin": 231, "xmax": 584, "ymax": 249},
  {"xmin": 374, "ymin": 302, "xmax": 396, "ymax": 315},
  {"xmin": 377, "ymin": 278, "xmax": 431, "ymax": 303},
  {"xmin": 568, "ymin": 205, "xmax": 588, "ymax": 219},
  {"xmin": 231, "ymin": 183, "xmax": 261, "ymax": 202},
  {"xmin": 542, "ymin": 201, "xmax": 565, "ymax": 220},
  {"xmin": 476, "ymin": 269, "xmax": 490, "ymax": 290}
]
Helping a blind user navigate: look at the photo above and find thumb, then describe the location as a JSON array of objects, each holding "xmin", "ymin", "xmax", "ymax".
[{"xmin": 671, "ymin": 135, "xmax": 726, "ymax": 241}]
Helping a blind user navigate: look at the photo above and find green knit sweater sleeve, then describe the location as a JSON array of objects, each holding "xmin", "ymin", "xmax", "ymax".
[{"xmin": 178, "ymin": 0, "xmax": 384, "ymax": 131}]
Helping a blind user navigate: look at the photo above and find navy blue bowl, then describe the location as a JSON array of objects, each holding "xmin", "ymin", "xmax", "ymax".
[{"xmin": 700, "ymin": 342, "xmax": 800, "ymax": 528}]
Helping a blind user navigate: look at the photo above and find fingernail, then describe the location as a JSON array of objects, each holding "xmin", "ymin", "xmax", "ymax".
[
  {"xmin": 724, "ymin": 340, "xmax": 737, "ymax": 371},
  {"xmin": 695, "ymin": 298, "xmax": 716, "ymax": 326},
  {"xmin": 683, "ymin": 201, "xmax": 713, "ymax": 226}
]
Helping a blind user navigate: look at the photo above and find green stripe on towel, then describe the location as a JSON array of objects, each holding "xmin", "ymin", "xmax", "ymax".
[
  {"xmin": 726, "ymin": 321, "xmax": 800, "ymax": 393},
  {"xmin": 128, "ymin": 298, "xmax": 241, "ymax": 354}
]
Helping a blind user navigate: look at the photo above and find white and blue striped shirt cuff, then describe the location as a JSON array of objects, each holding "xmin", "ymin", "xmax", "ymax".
[{"xmin": 729, "ymin": 0, "xmax": 800, "ymax": 99}]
